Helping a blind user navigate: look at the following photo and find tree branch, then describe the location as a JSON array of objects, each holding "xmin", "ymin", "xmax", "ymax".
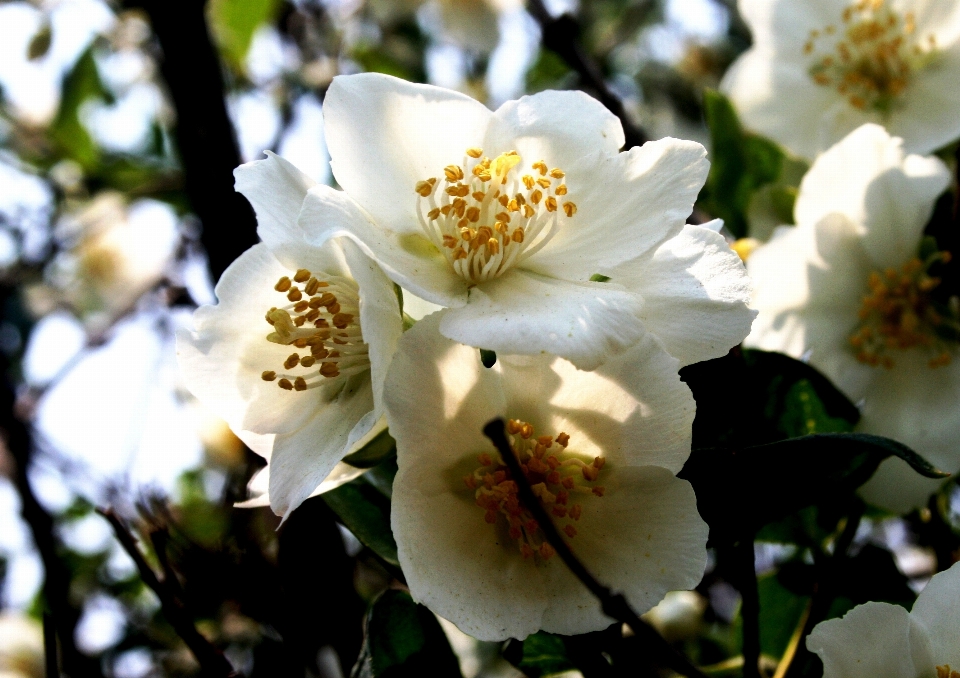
[
  {"xmin": 526, "ymin": 0, "xmax": 648, "ymax": 149},
  {"xmin": 97, "ymin": 508, "xmax": 241, "ymax": 678},
  {"xmin": 482, "ymin": 418, "xmax": 708, "ymax": 678},
  {"xmin": 124, "ymin": 0, "xmax": 258, "ymax": 282},
  {"xmin": 734, "ymin": 539, "xmax": 761, "ymax": 678}
]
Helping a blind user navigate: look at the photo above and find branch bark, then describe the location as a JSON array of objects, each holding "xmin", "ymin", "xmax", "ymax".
[{"xmin": 125, "ymin": 0, "xmax": 258, "ymax": 282}]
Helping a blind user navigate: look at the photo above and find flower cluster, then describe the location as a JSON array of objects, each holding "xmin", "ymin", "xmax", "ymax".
[{"xmin": 179, "ymin": 73, "xmax": 754, "ymax": 639}]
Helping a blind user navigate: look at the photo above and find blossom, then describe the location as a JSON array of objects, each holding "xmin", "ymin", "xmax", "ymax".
[
  {"xmin": 298, "ymin": 72, "xmax": 755, "ymax": 370},
  {"xmin": 721, "ymin": 0, "xmax": 960, "ymax": 158},
  {"xmin": 806, "ymin": 560, "xmax": 960, "ymax": 678},
  {"xmin": 384, "ymin": 313, "xmax": 708, "ymax": 641},
  {"xmin": 745, "ymin": 123, "xmax": 954, "ymax": 513},
  {"xmin": 177, "ymin": 153, "xmax": 403, "ymax": 518}
]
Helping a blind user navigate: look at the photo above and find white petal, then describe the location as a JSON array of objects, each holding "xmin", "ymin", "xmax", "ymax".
[
  {"xmin": 737, "ymin": 0, "xmax": 850, "ymax": 53},
  {"xmin": 524, "ymin": 139, "xmax": 710, "ymax": 280},
  {"xmin": 795, "ymin": 124, "xmax": 950, "ymax": 269},
  {"xmin": 439, "ymin": 270, "xmax": 645, "ymax": 371},
  {"xmin": 497, "ymin": 335, "xmax": 694, "ymax": 473},
  {"xmin": 806, "ymin": 602, "xmax": 933, "ymax": 678},
  {"xmin": 538, "ymin": 467, "xmax": 708, "ymax": 635},
  {"xmin": 613, "ymin": 224, "xmax": 756, "ymax": 367},
  {"xmin": 234, "ymin": 152, "xmax": 316, "ymax": 267},
  {"xmin": 268, "ymin": 376, "xmax": 375, "ymax": 518},
  {"xmin": 298, "ymin": 184, "xmax": 469, "ymax": 307},
  {"xmin": 911, "ymin": 562, "xmax": 960, "ymax": 668},
  {"xmin": 909, "ymin": 0, "xmax": 960, "ymax": 47},
  {"xmin": 483, "ymin": 89, "xmax": 624, "ymax": 172},
  {"xmin": 857, "ymin": 355, "xmax": 960, "ymax": 513},
  {"xmin": 177, "ymin": 244, "xmax": 330, "ymax": 435},
  {"xmin": 891, "ymin": 41, "xmax": 960, "ymax": 155},
  {"xmin": 234, "ymin": 458, "xmax": 366, "ymax": 509},
  {"xmin": 323, "ymin": 73, "xmax": 492, "ymax": 235},
  {"xmin": 340, "ymin": 237, "xmax": 403, "ymax": 432}
]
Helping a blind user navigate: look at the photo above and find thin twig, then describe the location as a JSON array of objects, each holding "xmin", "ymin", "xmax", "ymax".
[
  {"xmin": 482, "ymin": 418, "xmax": 708, "ymax": 678},
  {"xmin": 97, "ymin": 508, "xmax": 241, "ymax": 678},
  {"xmin": 526, "ymin": 0, "xmax": 648, "ymax": 149},
  {"xmin": 42, "ymin": 613, "xmax": 58, "ymax": 678},
  {"xmin": 735, "ymin": 539, "xmax": 761, "ymax": 678}
]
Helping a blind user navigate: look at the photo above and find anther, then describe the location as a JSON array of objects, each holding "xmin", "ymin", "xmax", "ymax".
[
  {"xmin": 304, "ymin": 278, "xmax": 321, "ymax": 295},
  {"xmin": 284, "ymin": 353, "xmax": 300, "ymax": 369},
  {"xmin": 294, "ymin": 269, "xmax": 311, "ymax": 282},
  {"xmin": 278, "ymin": 379, "xmax": 293, "ymax": 390},
  {"xmin": 496, "ymin": 211, "xmax": 511, "ymax": 223},
  {"xmin": 261, "ymin": 371, "xmax": 277, "ymax": 381},
  {"xmin": 320, "ymin": 363, "xmax": 340, "ymax": 378},
  {"xmin": 294, "ymin": 377, "xmax": 307, "ymax": 391},
  {"xmin": 555, "ymin": 184, "xmax": 568, "ymax": 196},
  {"xmin": 549, "ymin": 168, "xmax": 565, "ymax": 179},
  {"xmin": 466, "ymin": 147, "xmax": 483, "ymax": 158},
  {"xmin": 532, "ymin": 161, "xmax": 547, "ymax": 175},
  {"xmin": 287, "ymin": 288, "xmax": 302, "ymax": 302},
  {"xmin": 275, "ymin": 277, "xmax": 292, "ymax": 292},
  {"xmin": 415, "ymin": 180, "xmax": 434, "ymax": 197},
  {"xmin": 563, "ymin": 202, "xmax": 578, "ymax": 217},
  {"xmin": 545, "ymin": 197, "xmax": 558, "ymax": 212},
  {"xmin": 444, "ymin": 165, "xmax": 464, "ymax": 181},
  {"xmin": 537, "ymin": 177, "xmax": 551, "ymax": 189}
]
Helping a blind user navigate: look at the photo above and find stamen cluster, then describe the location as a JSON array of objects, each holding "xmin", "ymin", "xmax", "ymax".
[
  {"xmin": 849, "ymin": 252, "xmax": 959, "ymax": 368},
  {"xmin": 937, "ymin": 666, "xmax": 960, "ymax": 678},
  {"xmin": 260, "ymin": 268, "xmax": 369, "ymax": 390},
  {"xmin": 464, "ymin": 418, "xmax": 605, "ymax": 562},
  {"xmin": 805, "ymin": 0, "xmax": 937, "ymax": 113},
  {"xmin": 415, "ymin": 148, "xmax": 577, "ymax": 284}
]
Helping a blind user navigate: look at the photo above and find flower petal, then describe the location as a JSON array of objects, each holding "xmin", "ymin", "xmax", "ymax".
[
  {"xmin": 323, "ymin": 72, "xmax": 492, "ymax": 235},
  {"xmin": 911, "ymin": 562, "xmax": 960, "ymax": 668},
  {"xmin": 892, "ymin": 41, "xmax": 960, "ymax": 155},
  {"xmin": 612, "ymin": 223, "xmax": 756, "ymax": 367},
  {"xmin": 794, "ymin": 124, "xmax": 950, "ymax": 269},
  {"xmin": 483, "ymin": 89, "xmax": 624, "ymax": 172},
  {"xmin": 538, "ymin": 467, "xmax": 708, "ymax": 635},
  {"xmin": 233, "ymin": 152, "xmax": 316, "ymax": 268},
  {"xmin": 497, "ymin": 334, "xmax": 694, "ymax": 473},
  {"xmin": 856, "ymin": 353, "xmax": 960, "ymax": 513},
  {"xmin": 523, "ymin": 139, "xmax": 709, "ymax": 280},
  {"xmin": 439, "ymin": 270, "xmax": 645, "ymax": 371},
  {"xmin": 268, "ymin": 375, "xmax": 375, "ymax": 518},
  {"xmin": 299, "ymin": 184, "xmax": 469, "ymax": 307},
  {"xmin": 806, "ymin": 602, "xmax": 933, "ymax": 678}
]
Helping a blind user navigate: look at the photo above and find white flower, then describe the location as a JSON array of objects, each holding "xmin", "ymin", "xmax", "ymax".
[
  {"xmin": 177, "ymin": 153, "xmax": 403, "ymax": 518},
  {"xmin": 721, "ymin": 0, "xmax": 960, "ymax": 158},
  {"xmin": 384, "ymin": 313, "xmax": 708, "ymax": 641},
  {"xmin": 745, "ymin": 123, "xmax": 955, "ymax": 513},
  {"xmin": 806, "ymin": 560, "xmax": 960, "ymax": 678},
  {"xmin": 298, "ymin": 72, "xmax": 755, "ymax": 370}
]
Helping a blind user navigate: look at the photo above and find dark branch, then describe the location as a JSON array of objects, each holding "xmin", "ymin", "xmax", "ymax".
[
  {"xmin": 734, "ymin": 540, "xmax": 761, "ymax": 678},
  {"xmin": 526, "ymin": 0, "xmax": 648, "ymax": 149},
  {"xmin": 97, "ymin": 508, "xmax": 241, "ymax": 678},
  {"xmin": 482, "ymin": 418, "xmax": 708, "ymax": 678},
  {"xmin": 124, "ymin": 0, "xmax": 258, "ymax": 282},
  {"xmin": 1, "ymin": 368, "xmax": 103, "ymax": 677}
]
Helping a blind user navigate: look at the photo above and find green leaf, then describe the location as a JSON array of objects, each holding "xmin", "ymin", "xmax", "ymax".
[
  {"xmin": 323, "ymin": 477, "xmax": 399, "ymax": 566},
  {"xmin": 27, "ymin": 22, "xmax": 52, "ymax": 61},
  {"xmin": 698, "ymin": 89, "xmax": 785, "ymax": 239},
  {"xmin": 503, "ymin": 632, "xmax": 575, "ymax": 678},
  {"xmin": 589, "ymin": 273, "xmax": 611, "ymax": 282},
  {"xmin": 778, "ymin": 379, "xmax": 854, "ymax": 438},
  {"xmin": 756, "ymin": 574, "xmax": 808, "ymax": 660},
  {"xmin": 352, "ymin": 589, "xmax": 463, "ymax": 678},
  {"xmin": 342, "ymin": 429, "xmax": 397, "ymax": 469},
  {"xmin": 208, "ymin": 0, "xmax": 280, "ymax": 70},
  {"xmin": 51, "ymin": 48, "xmax": 108, "ymax": 171},
  {"xmin": 679, "ymin": 433, "xmax": 947, "ymax": 543}
]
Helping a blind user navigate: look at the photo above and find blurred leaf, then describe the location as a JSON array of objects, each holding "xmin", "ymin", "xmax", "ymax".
[
  {"xmin": 352, "ymin": 589, "xmax": 463, "ymax": 678},
  {"xmin": 503, "ymin": 632, "xmax": 575, "ymax": 678},
  {"xmin": 756, "ymin": 574, "xmax": 808, "ymax": 660},
  {"xmin": 323, "ymin": 476, "xmax": 399, "ymax": 566},
  {"xmin": 351, "ymin": 43, "xmax": 424, "ymax": 83},
  {"xmin": 526, "ymin": 48, "xmax": 576, "ymax": 93},
  {"xmin": 27, "ymin": 21, "xmax": 52, "ymax": 60},
  {"xmin": 680, "ymin": 349, "xmax": 860, "ymax": 451},
  {"xmin": 208, "ymin": 0, "xmax": 280, "ymax": 70},
  {"xmin": 698, "ymin": 89, "xmax": 784, "ymax": 239},
  {"xmin": 51, "ymin": 47, "xmax": 108, "ymax": 171},
  {"xmin": 342, "ymin": 429, "xmax": 397, "ymax": 469},
  {"xmin": 680, "ymin": 433, "xmax": 947, "ymax": 543}
]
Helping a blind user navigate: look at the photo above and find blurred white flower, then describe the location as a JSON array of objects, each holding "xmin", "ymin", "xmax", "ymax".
[
  {"xmin": 745, "ymin": 123, "xmax": 955, "ymax": 513},
  {"xmin": 722, "ymin": 0, "xmax": 960, "ymax": 158},
  {"xmin": 301, "ymin": 72, "xmax": 755, "ymax": 370},
  {"xmin": 177, "ymin": 154, "xmax": 403, "ymax": 518},
  {"xmin": 46, "ymin": 192, "xmax": 179, "ymax": 329},
  {"xmin": 0, "ymin": 611, "xmax": 44, "ymax": 678},
  {"xmin": 641, "ymin": 590, "xmax": 708, "ymax": 642},
  {"xmin": 385, "ymin": 313, "xmax": 708, "ymax": 641},
  {"xmin": 806, "ymin": 560, "xmax": 960, "ymax": 678}
]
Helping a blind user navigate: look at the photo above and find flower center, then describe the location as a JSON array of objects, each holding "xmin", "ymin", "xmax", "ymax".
[
  {"xmin": 937, "ymin": 666, "xmax": 960, "ymax": 678},
  {"xmin": 259, "ymin": 268, "xmax": 369, "ymax": 391},
  {"xmin": 849, "ymin": 251, "xmax": 959, "ymax": 369},
  {"xmin": 464, "ymin": 418, "xmax": 605, "ymax": 562},
  {"xmin": 804, "ymin": 0, "xmax": 937, "ymax": 113},
  {"xmin": 414, "ymin": 148, "xmax": 577, "ymax": 285}
]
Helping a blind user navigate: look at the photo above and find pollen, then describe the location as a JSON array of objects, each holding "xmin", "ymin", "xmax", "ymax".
[
  {"xmin": 414, "ymin": 148, "xmax": 576, "ymax": 285},
  {"xmin": 849, "ymin": 251, "xmax": 959, "ymax": 369},
  {"xmin": 464, "ymin": 419, "xmax": 607, "ymax": 563},
  {"xmin": 804, "ymin": 0, "xmax": 939, "ymax": 114},
  {"xmin": 260, "ymin": 268, "xmax": 370, "ymax": 391}
]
